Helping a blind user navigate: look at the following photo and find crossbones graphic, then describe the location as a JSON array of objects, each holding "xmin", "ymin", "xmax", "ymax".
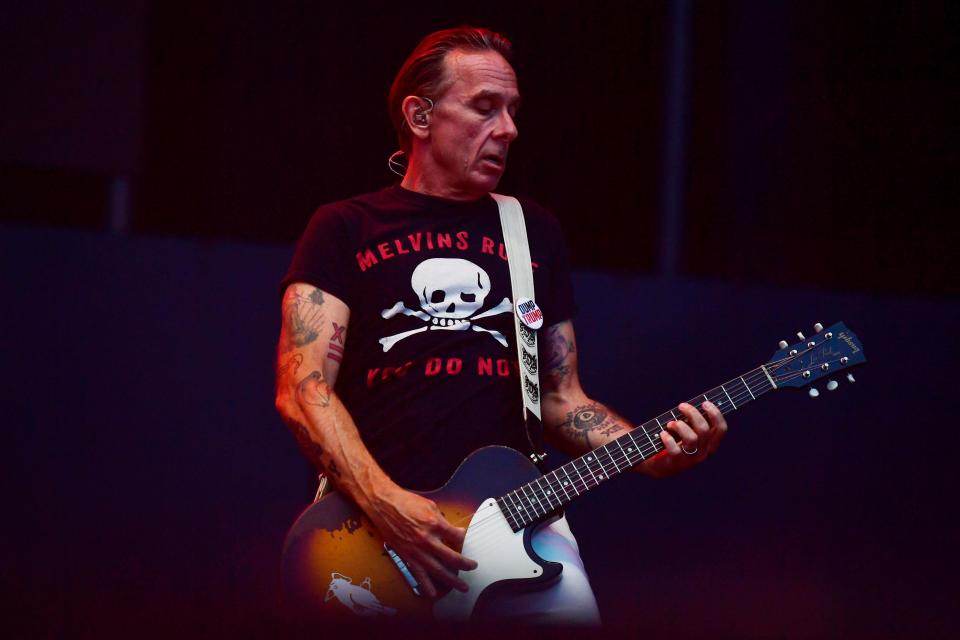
[{"xmin": 379, "ymin": 258, "xmax": 513, "ymax": 352}]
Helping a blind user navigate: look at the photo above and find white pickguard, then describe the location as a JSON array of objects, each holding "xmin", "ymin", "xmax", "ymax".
[{"xmin": 433, "ymin": 498, "xmax": 548, "ymax": 621}]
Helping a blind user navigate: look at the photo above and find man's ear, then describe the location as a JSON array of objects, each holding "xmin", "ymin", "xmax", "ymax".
[{"xmin": 402, "ymin": 96, "xmax": 431, "ymax": 140}]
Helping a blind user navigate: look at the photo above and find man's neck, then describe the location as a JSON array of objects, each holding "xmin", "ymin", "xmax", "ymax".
[{"xmin": 400, "ymin": 160, "xmax": 487, "ymax": 202}]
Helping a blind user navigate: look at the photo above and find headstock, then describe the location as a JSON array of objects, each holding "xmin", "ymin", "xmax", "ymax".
[{"xmin": 766, "ymin": 321, "xmax": 866, "ymax": 395}]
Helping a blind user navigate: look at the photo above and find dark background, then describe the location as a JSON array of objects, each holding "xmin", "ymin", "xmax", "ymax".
[{"xmin": 3, "ymin": 1, "xmax": 957, "ymax": 636}]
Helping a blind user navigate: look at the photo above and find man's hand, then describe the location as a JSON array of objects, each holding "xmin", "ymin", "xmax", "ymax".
[
  {"xmin": 640, "ymin": 401, "xmax": 727, "ymax": 479},
  {"xmin": 363, "ymin": 484, "xmax": 478, "ymax": 598}
]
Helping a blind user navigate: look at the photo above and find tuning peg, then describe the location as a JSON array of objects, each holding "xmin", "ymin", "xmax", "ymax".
[
  {"xmin": 814, "ymin": 323, "xmax": 824, "ymax": 333},
  {"xmin": 797, "ymin": 331, "xmax": 806, "ymax": 340},
  {"xmin": 847, "ymin": 373, "xmax": 856, "ymax": 383},
  {"xmin": 778, "ymin": 340, "xmax": 788, "ymax": 349},
  {"xmin": 808, "ymin": 388, "xmax": 820, "ymax": 398},
  {"xmin": 826, "ymin": 380, "xmax": 839, "ymax": 391}
]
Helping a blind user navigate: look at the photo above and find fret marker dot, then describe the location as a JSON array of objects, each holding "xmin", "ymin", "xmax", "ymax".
[
  {"xmin": 587, "ymin": 456, "xmax": 593, "ymax": 461},
  {"xmin": 563, "ymin": 481, "xmax": 569, "ymax": 486}
]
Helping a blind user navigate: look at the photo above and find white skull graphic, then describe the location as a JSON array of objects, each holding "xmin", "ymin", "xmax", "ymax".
[{"xmin": 411, "ymin": 258, "xmax": 491, "ymax": 319}]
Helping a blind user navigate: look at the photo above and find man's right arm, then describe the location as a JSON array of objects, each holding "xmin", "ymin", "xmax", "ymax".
[{"xmin": 274, "ymin": 283, "xmax": 476, "ymax": 597}]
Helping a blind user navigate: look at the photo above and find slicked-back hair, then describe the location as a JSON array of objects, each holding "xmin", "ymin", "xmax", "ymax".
[{"xmin": 388, "ymin": 26, "xmax": 514, "ymax": 154}]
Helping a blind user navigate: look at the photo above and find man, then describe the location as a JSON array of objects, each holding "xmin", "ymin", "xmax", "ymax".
[{"xmin": 275, "ymin": 26, "xmax": 727, "ymax": 623}]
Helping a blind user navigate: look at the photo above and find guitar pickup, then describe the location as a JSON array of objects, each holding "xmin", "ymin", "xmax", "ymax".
[{"xmin": 384, "ymin": 543, "xmax": 421, "ymax": 597}]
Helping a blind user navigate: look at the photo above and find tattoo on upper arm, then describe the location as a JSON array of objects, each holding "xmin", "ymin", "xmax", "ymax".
[
  {"xmin": 282, "ymin": 287, "xmax": 326, "ymax": 352},
  {"xmin": 328, "ymin": 321, "xmax": 347, "ymax": 363},
  {"xmin": 277, "ymin": 353, "xmax": 303, "ymax": 379},
  {"xmin": 543, "ymin": 325, "xmax": 576, "ymax": 388},
  {"xmin": 558, "ymin": 403, "xmax": 626, "ymax": 447},
  {"xmin": 297, "ymin": 370, "xmax": 331, "ymax": 408}
]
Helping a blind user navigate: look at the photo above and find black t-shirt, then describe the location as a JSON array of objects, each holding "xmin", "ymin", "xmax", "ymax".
[{"xmin": 282, "ymin": 185, "xmax": 577, "ymax": 490}]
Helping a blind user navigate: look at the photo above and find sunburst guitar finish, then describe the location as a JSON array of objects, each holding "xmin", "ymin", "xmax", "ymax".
[{"xmin": 281, "ymin": 446, "xmax": 562, "ymax": 623}]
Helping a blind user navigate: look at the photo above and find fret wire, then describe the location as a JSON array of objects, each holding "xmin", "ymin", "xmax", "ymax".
[
  {"xmin": 553, "ymin": 469, "xmax": 572, "ymax": 502},
  {"xmin": 739, "ymin": 375, "xmax": 756, "ymax": 400},
  {"xmin": 503, "ymin": 493, "xmax": 522, "ymax": 528},
  {"xmin": 520, "ymin": 482, "xmax": 544, "ymax": 519},
  {"xmin": 570, "ymin": 461, "xmax": 590, "ymax": 492},
  {"xmin": 496, "ymin": 497, "xmax": 518, "ymax": 530},
  {"xmin": 580, "ymin": 454, "xmax": 600, "ymax": 486},
  {"xmin": 613, "ymin": 438, "xmax": 631, "ymax": 470},
  {"xmin": 593, "ymin": 449, "xmax": 611, "ymax": 481},
  {"xmin": 510, "ymin": 489, "xmax": 531, "ymax": 526},
  {"xmin": 605, "ymin": 443, "xmax": 622, "ymax": 474},
  {"xmin": 720, "ymin": 384, "xmax": 737, "ymax": 409},
  {"xmin": 535, "ymin": 476, "xmax": 555, "ymax": 511}
]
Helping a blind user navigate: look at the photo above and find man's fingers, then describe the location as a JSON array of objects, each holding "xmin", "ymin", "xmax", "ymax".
[
  {"xmin": 437, "ymin": 524, "xmax": 478, "ymax": 570},
  {"xmin": 406, "ymin": 559, "xmax": 438, "ymax": 598},
  {"xmin": 430, "ymin": 536, "xmax": 477, "ymax": 572},
  {"xmin": 659, "ymin": 428, "xmax": 682, "ymax": 455},
  {"xmin": 414, "ymin": 550, "xmax": 470, "ymax": 593},
  {"xmin": 701, "ymin": 401, "xmax": 727, "ymax": 455},
  {"xmin": 666, "ymin": 418, "xmax": 698, "ymax": 450},
  {"xmin": 678, "ymin": 402, "xmax": 709, "ymax": 433}
]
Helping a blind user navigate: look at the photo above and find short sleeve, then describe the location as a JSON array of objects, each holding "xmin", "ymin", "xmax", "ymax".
[
  {"xmin": 280, "ymin": 205, "xmax": 355, "ymax": 308},
  {"xmin": 521, "ymin": 199, "xmax": 578, "ymax": 326}
]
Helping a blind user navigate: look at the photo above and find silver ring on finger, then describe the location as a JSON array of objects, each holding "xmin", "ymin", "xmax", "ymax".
[{"xmin": 681, "ymin": 444, "xmax": 698, "ymax": 456}]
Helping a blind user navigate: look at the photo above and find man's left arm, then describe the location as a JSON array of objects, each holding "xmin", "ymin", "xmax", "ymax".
[{"xmin": 540, "ymin": 320, "xmax": 728, "ymax": 479}]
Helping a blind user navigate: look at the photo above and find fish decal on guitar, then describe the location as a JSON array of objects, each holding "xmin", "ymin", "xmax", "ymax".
[{"xmin": 325, "ymin": 573, "xmax": 397, "ymax": 617}]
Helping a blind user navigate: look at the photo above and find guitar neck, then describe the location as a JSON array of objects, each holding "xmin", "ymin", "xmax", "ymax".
[{"xmin": 496, "ymin": 364, "xmax": 778, "ymax": 531}]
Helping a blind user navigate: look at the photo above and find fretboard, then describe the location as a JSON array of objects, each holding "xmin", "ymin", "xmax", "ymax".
[{"xmin": 496, "ymin": 365, "xmax": 777, "ymax": 531}]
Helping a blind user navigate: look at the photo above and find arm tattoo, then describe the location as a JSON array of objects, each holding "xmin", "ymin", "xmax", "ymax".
[
  {"xmin": 281, "ymin": 288, "xmax": 326, "ymax": 352},
  {"xmin": 328, "ymin": 322, "xmax": 346, "ymax": 363},
  {"xmin": 277, "ymin": 353, "xmax": 303, "ymax": 379},
  {"xmin": 558, "ymin": 403, "xmax": 626, "ymax": 447},
  {"xmin": 543, "ymin": 325, "xmax": 575, "ymax": 388},
  {"xmin": 297, "ymin": 370, "xmax": 331, "ymax": 408},
  {"xmin": 283, "ymin": 415, "xmax": 341, "ymax": 478},
  {"xmin": 285, "ymin": 416, "xmax": 326, "ymax": 469}
]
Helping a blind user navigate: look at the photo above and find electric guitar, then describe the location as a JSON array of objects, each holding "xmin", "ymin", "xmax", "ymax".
[{"xmin": 281, "ymin": 321, "xmax": 866, "ymax": 622}]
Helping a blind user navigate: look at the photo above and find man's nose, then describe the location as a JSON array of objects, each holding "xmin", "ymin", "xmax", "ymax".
[{"xmin": 494, "ymin": 109, "xmax": 518, "ymax": 141}]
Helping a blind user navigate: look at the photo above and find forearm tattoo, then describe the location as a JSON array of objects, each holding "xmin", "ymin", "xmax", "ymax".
[
  {"xmin": 558, "ymin": 403, "xmax": 626, "ymax": 448},
  {"xmin": 543, "ymin": 325, "xmax": 575, "ymax": 389},
  {"xmin": 283, "ymin": 415, "xmax": 341, "ymax": 478},
  {"xmin": 281, "ymin": 288, "xmax": 325, "ymax": 352}
]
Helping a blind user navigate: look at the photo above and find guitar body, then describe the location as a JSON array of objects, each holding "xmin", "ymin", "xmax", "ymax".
[{"xmin": 281, "ymin": 446, "xmax": 563, "ymax": 623}]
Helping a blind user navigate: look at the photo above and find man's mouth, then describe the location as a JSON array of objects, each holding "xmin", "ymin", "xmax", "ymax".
[{"xmin": 480, "ymin": 154, "xmax": 505, "ymax": 169}]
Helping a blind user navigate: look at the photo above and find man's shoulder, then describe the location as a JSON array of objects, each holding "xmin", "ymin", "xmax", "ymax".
[
  {"xmin": 312, "ymin": 186, "xmax": 398, "ymax": 219},
  {"xmin": 510, "ymin": 195, "xmax": 563, "ymax": 231}
]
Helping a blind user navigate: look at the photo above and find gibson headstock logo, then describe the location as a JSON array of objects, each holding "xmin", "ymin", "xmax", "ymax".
[{"xmin": 838, "ymin": 331, "xmax": 861, "ymax": 354}]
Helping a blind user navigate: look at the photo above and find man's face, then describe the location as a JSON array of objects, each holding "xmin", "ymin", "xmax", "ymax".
[{"xmin": 420, "ymin": 49, "xmax": 520, "ymax": 200}]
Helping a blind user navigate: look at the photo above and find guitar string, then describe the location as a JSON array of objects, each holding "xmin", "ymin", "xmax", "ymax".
[
  {"xmin": 448, "ymin": 362, "xmax": 821, "ymax": 542},
  {"xmin": 442, "ymin": 360, "xmax": 836, "ymax": 546},
  {"xmin": 445, "ymin": 372, "xmax": 775, "ymax": 540}
]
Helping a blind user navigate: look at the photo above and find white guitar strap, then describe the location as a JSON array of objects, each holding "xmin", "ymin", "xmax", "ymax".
[{"xmin": 491, "ymin": 193, "xmax": 547, "ymax": 464}]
